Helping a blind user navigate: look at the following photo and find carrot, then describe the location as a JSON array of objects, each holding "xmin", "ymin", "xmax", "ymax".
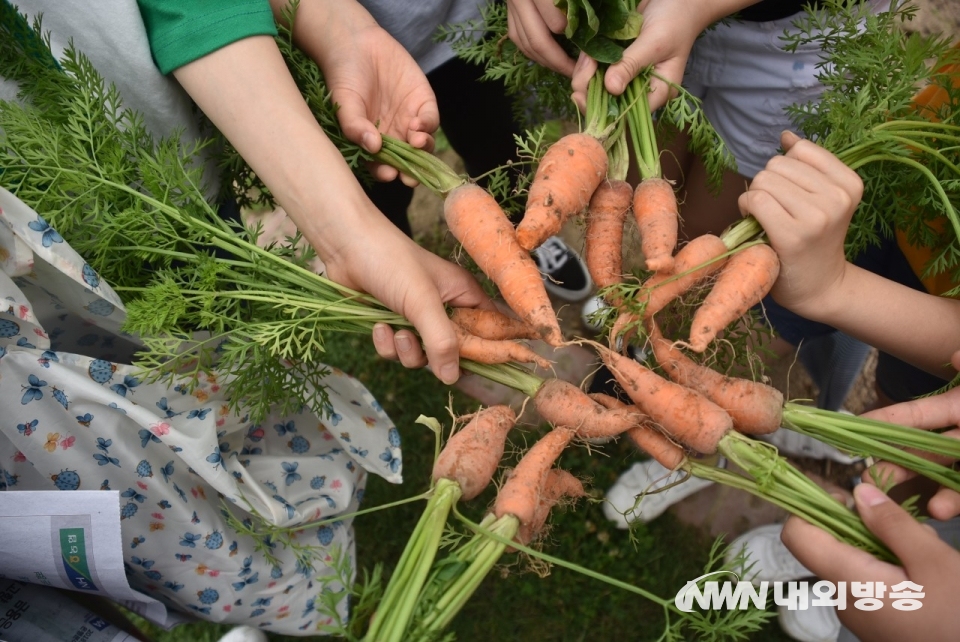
[
  {"xmin": 455, "ymin": 325, "xmax": 552, "ymax": 370},
  {"xmin": 590, "ymin": 393, "xmax": 686, "ymax": 470},
  {"xmin": 647, "ymin": 323, "xmax": 782, "ymax": 436},
  {"xmin": 595, "ymin": 344, "xmax": 733, "ymax": 454},
  {"xmin": 517, "ymin": 468, "xmax": 586, "ymax": 545},
  {"xmin": 444, "ymin": 184, "xmax": 563, "ymax": 346},
  {"xmin": 494, "ymin": 426, "xmax": 576, "ymax": 526},
  {"xmin": 634, "ymin": 177, "xmax": 679, "ymax": 273},
  {"xmin": 533, "ymin": 378, "xmax": 638, "ymax": 440},
  {"xmin": 687, "ymin": 243, "xmax": 780, "ymax": 352},
  {"xmin": 450, "ymin": 307, "xmax": 541, "ymax": 341},
  {"xmin": 517, "ymin": 132, "xmax": 608, "ymax": 252},
  {"xmin": 584, "ymin": 179, "xmax": 632, "ymax": 295},
  {"xmin": 609, "ymin": 233, "xmax": 729, "ymax": 348},
  {"xmin": 432, "ymin": 405, "xmax": 517, "ymax": 501}
]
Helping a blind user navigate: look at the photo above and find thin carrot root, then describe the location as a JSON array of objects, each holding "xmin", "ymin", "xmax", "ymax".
[
  {"xmin": 517, "ymin": 132, "xmax": 608, "ymax": 252},
  {"xmin": 584, "ymin": 179, "xmax": 632, "ymax": 296},
  {"xmin": 450, "ymin": 307, "xmax": 541, "ymax": 341},
  {"xmin": 590, "ymin": 393, "xmax": 687, "ymax": 470},
  {"xmin": 533, "ymin": 378, "xmax": 638, "ymax": 440},
  {"xmin": 444, "ymin": 184, "xmax": 563, "ymax": 345},
  {"xmin": 688, "ymin": 243, "xmax": 780, "ymax": 352},
  {"xmin": 647, "ymin": 323, "xmax": 782, "ymax": 436},
  {"xmin": 494, "ymin": 426, "xmax": 576, "ymax": 526},
  {"xmin": 634, "ymin": 177, "xmax": 678, "ymax": 273},
  {"xmin": 517, "ymin": 468, "xmax": 586, "ymax": 545},
  {"xmin": 595, "ymin": 344, "xmax": 733, "ymax": 455},
  {"xmin": 432, "ymin": 405, "xmax": 517, "ymax": 501},
  {"xmin": 455, "ymin": 325, "xmax": 552, "ymax": 370}
]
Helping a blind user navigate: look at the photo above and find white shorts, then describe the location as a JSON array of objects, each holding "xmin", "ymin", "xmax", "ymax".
[{"xmin": 683, "ymin": 1, "xmax": 886, "ymax": 178}]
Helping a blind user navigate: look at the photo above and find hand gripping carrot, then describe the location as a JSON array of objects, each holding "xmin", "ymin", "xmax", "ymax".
[
  {"xmin": 687, "ymin": 243, "xmax": 780, "ymax": 353},
  {"xmin": 647, "ymin": 323, "xmax": 782, "ymax": 436},
  {"xmin": 634, "ymin": 177, "xmax": 679, "ymax": 273},
  {"xmin": 450, "ymin": 307, "xmax": 541, "ymax": 341},
  {"xmin": 517, "ymin": 132, "xmax": 609, "ymax": 252},
  {"xmin": 432, "ymin": 405, "xmax": 518, "ymax": 501},
  {"xmin": 584, "ymin": 178, "xmax": 633, "ymax": 296},
  {"xmin": 595, "ymin": 344, "xmax": 733, "ymax": 454}
]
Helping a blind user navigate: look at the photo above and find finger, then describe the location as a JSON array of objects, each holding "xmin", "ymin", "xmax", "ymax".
[
  {"xmin": 756, "ymin": 153, "xmax": 841, "ymax": 196},
  {"xmin": 928, "ymin": 487, "xmax": 960, "ymax": 520},
  {"xmin": 738, "ymin": 184, "xmax": 802, "ymax": 234},
  {"xmin": 782, "ymin": 137, "xmax": 863, "ymax": 199},
  {"xmin": 781, "ymin": 514, "xmax": 902, "ymax": 584},
  {"xmin": 510, "ymin": 3, "xmax": 575, "ymax": 75},
  {"xmin": 372, "ymin": 322, "xmax": 399, "ymax": 361},
  {"xmin": 535, "ymin": 0, "xmax": 568, "ymax": 33},
  {"xmin": 570, "ymin": 53, "xmax": 597, "ymax": 112},
  {"xmin": 780, "ymin": 130, "xmax": 803, "ymax": 152},
  {"xmin": 853, "ymin": 482, "xmax": 952, "ymax": 570},
  {"xmin": 952, "ymin": 348, "xmax": 960, "ymax": 371},
  {"xmin": 371, "ymin": 164, "xmax": 400, "ymax": 182},
  {"xmin": 402, "ymin": 291, "xmax": 462, "ymax": 385},
  {"xmin": 336, "ymin": 94, "xmax": 383, "ymax": 154},
  {"xmin": 393, "ymin": 329, "xmax": 428, "ymax": 369},
  {"xmin": 413, "ymin": 103, "xmax": 440, "ymax": 138},
  {"xmin": 861, "ymin": 388, "xmax": 960, "ymax": 431}
]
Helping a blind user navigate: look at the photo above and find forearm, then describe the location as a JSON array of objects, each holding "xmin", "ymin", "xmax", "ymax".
[
  {"xmin": 267, "ymin": 0, "xmax": 376, "ymax": 66},
  {"xmin": 799, "ymin": 263, "xmax": 960, "ymax": 380},
  {"xmin": 171, "ymin": 35, "xmax": 373, "ymax": 262}
]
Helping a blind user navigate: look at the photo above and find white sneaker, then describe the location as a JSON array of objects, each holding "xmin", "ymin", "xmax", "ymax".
[
  {"xmin": 217, "ymin": 626, "xmax": 269, "ymax": 642},
  {"xmin": 778, "ymin": 604, "xmax": 841, "ymax": 642},
  {"xmin": 580, "ymin": 295, "xmax": 608, "ymax": 332},
  {"xmin": 759, "ymin": 427, "xmax": 861, "ymax": 465},
  {"xmin": 725, "ymin": 523, "xmax": 812, "ymax": 584},
  {"xmin": 603, "ymin": 459, "xmax": 715, "ymax": 528}
]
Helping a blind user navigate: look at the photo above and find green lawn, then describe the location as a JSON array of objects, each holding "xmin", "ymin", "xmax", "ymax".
[{"xmin": 141, "ymin": 332, "xmax": 792, "ymax": 642}]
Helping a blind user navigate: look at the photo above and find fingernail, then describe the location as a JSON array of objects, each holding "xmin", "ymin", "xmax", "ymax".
[
  {"xmin": 439, "ymin": 363, "xmax": 459, "ymax": 385},
  {"xmin": 575, "ymin": 51, "xmax": 587, "ymax": 70},
  {"xmin": 395, "ymin": 335, "xmax": 411, "ymax": 353},
  {"xmin": 372, "ymin": 324, "xmax": 387, "ymax": 342},
  {"xmin": 855, "ymin": 483, "xmax": 889, "ymax": 507},
  {"xmin": 361, "ymin": 131, "xmax": 376, "ymax": 152}
]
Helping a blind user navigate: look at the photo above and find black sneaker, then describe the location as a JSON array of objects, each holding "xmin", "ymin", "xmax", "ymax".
[{"xmin": 531, "ymin": 236, "xmax": 593, "ymax": 301}]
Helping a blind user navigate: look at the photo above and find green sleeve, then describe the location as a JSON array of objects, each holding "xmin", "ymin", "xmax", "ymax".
[{"xmin": 136, "ymin": 0, "xmax": 278, "ymax": 74}]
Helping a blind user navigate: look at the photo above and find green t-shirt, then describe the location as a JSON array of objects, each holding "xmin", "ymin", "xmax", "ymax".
[{"xmin": 136, "ymin": 0, "xmax": 277, "ymax": 74}]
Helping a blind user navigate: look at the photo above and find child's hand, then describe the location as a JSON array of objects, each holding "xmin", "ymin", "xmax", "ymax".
[
  {"xmin": 506, "ymin": 0, "xmax": 576, "ymax": 77},
  {"xmin": 860, "ymin": 349, "xmax": 960, "ymax": 520},
  {"xmin": 739, "ymin": 131, "xmax": 863, "ymax": 320},
  {"xmin": 781, "ymin": 482, "xmax": 960, "ymax": 642}
]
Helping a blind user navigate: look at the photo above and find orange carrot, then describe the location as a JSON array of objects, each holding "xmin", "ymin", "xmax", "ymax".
[
  {"xmin": 450, "ymin": 308, "xmax": 541, "ymax": 341},
  {"xmin": 517, "ymin": 133, "xmax": 608, "ymax": 251},
  {"xmin": 444, "ymin": 184, "xmax": 563, "ymax": 346},
  {"xmin": 647, "ymin": 324, "xmax": 782, "ymax": 436},
  {"xmin": 533, "ymin": 378, "xmax": 637, "ymax": 440},
  {"xmin": 609, "ymin": 233, "xmax": 728, "ymax": 349},
  {"xmin": 687, "ymin": 243, "xmax": 780, "ymax": 352},
  {"xmin": 590, "ymin": 393, "xmax": 687, "ymax": 470},
  {"xmin": 584, "ymin": 179, "xmax": 632, "ymax": 295},
  {"xmin": 494, "ymin": 427, "xmax": 575, "ymax": 526},
  {"xmin": 596, "ymin": 344, "xmax": 733, "ymax": 454},
  {"xmin": 634, "ymin": 177, "xmax": 678, "ymax": 273},
  {"xmin": 517, "ymin": 468, "xmax": 586, "ymax": 545},
  {"xmin": 432, "ymin": 405, "xmax": 517, "ymax": 501},
  {"xmin": 455, "ymin": 325, "xmax": 552, "ymax": 370}
]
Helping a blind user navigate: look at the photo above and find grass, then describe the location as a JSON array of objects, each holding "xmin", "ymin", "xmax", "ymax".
[{"xmin": 132, "ymin": 329, "xmax": 793, "ymax": 641}]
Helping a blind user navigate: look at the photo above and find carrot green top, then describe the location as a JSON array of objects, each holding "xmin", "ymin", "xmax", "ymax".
[{"xmin": 136, "ymin": 0, "xmax": 277, "ymax": 74}]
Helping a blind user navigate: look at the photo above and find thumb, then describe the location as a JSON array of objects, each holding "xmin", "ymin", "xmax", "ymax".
[
  {"xmin": 334, "ymin": 92, "xmax": 382, "ymax": 154},
  {"xmin": 780, "ymin": 130, "xmax": 803, "ymax": 152},
  {"xmin": 853, "ymin": 483, "xmax": 944, "ymax": 569}
]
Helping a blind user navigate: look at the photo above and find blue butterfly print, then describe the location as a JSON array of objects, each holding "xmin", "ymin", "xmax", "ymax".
[
  {"xmin": 138, "ymin": 429, "xmax": 161, "ymax": 448},
  {"xmin": 122, "ymin": 488, "xmax": 146, "ymax": 503},
  {"xmin": 179, "ymin": 533, "xmax": 201, "ymax": 548},
  {"xmin": 164, "ymin": 581, "xmax": 184, "ymax": 592},
  {"xmin": 28, "ymin": 215, "xmax": 63, "ymax": 247},
  {"xmin": 187, "ymin": 408, "xmax": 211, "ymax": 420},
  {"xmin": 272, "ymin": 495, "xmax": 296, "ymax": 520},
  {"xmin": 144, "ymin": 570, "xmax": 162, "ymax": 581},
  {"xmin": 349, "ymin": 445, "xmax": 368, "ymax": 458},
  {"xmin": 274, "ymin": 421, "xmax": 296, "ymax": 436},
  {"xmin": 174, "ymin": 553, "xmax": 192, "ymax": 562},
  {"xmin": 130, "ymin": 556, "xmax": 154, "ymax": 570},
  {"xmin": 101, "ymin": 480, "xmax": 111, "ymax": 491},
  {"xmin": 329, "ymin": 411, "xmax": 343, "ymax": 426},
  {"xmin": 346, "ymin": 461, "xmax": 356, "ymax": 473},
  {"xmin": 371, "ymin": 399, "xmax": 383, "ymax": 412},
  {"xmin": 108, "ymin": 402, "xmax": 127, "ymax": 414},
  {"xmin": 20, "ymin": 374, "xmax": 46, "ymax": 405},
  {"xmin": 51, "ymin": 386, "xmax": 68, "ymax": 409},
  {"xmin": 379, "ymin": 448, "xmax": 400, "ymax": 474},
  {"xmin": 238, "ymin": 556, "xmax": 253, "ymax": 577},
  {"xmin": 81, "ymin": 263, "xmax": 100, "ymax": 288},
  {"xmin": 281, "ymin": 461, "xmax": 301, "ymax": 486},
  {"xmin": 111, "ymin": 375, "xmax": 140, "ymax": 397},
  {"xmin": 232, "ymin": 572, "xmax": 259, "ymax": 592},
  {"xmin": 157, "ymin": 500, "xmax": 171, "ymax": 509},
  {"xmin": 252, "ymin": 597, "xmax": 273, "ymax": 608},
  {"xmin": 131, "ymin": 536, "xmax": 145, "ymax": 549},
  {"xmin": 156, "ymin": 397, "xmax": 178, "ymax": 417},
  {"xmin": 16, "ymin": 419, "xmax": 38, "ymax": 437},
  {"xmin": 76, "ymin": 413, "xmax": 93, "ymax": 427},
  {"xmin": 173, "ymin": 483, "xmax": 187, "ymax": 503},
  {"xmin": 93, "ymin": 453, "xmax": 120, "ymax": 467},
  {"xmin": 262, "ymin": 480, "xmax": 277, "ymax": 494},
  {"xmin": 16, "ymin": 337, "xmax": 35, "ymax": 349},
  {"xmin": 206, "ymin": 449, "xmax": 222, "ymax": 469},
  {"xmin": 160, "ymin": 461, "xmax": 175, "ymax": 483},
  {"xmin": 96, "ymin": 437, "xmax": 112, "ymax": 453},
  {"xmin": 387, "ymin": 427, "xmax": 401, "ymax": 448},
  {"xmin": 38, "ymin": 351, "xmax": 59, "ymax": 368},
  {"xmin": 191, "ymin": 511, "xmax": 200, "ymax": 524}
]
